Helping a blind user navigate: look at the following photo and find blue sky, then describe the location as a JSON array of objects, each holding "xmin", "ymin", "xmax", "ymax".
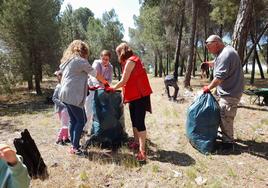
[{"xmin": 60, "ymin": 0, "xmax": 141, "ymax": 41}]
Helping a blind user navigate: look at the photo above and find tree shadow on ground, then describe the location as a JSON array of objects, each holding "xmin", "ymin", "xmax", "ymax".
[
  {"xmin": 82, "ymin": 149, "xmax": 141, "ymax": 168},
  {"xmin": 0, "ymin": 120, "xmax": 21, "ymax": 134},
  {"xmin": 213, "ymin": 139, "xmax": 268, "ymax": 160},
  {"xmin": 146, "ymin": 139, "xmax": 196, "ymax": 166},
  {"xmin": 80, "ymin": 138, "xmax": 195, "ymax": 167},
  {"xmin": 238, "ymin": 105, "xmax": 268, "ymax": 112},
  {"xmin": 0, "ymin": 88, "xmax": 54, "ymax": 116}
]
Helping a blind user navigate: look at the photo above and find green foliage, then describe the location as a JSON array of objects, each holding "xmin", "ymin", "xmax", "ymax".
[
  {"xmin": 0, "ymin": 52, "xmax": 20, "ymax": 93},
  {"xmin": 0, "ymin": 0, "xmax": 62, "ymax": 94},
  {"xmin": 210, "ymin": 0, "xmax": 239, "ymax": 29}
]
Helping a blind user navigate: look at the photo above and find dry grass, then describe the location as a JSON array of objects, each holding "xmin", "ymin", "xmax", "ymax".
[{"xmin": 1, "ymin": 75, "xmax": 268, "ymax": 188}]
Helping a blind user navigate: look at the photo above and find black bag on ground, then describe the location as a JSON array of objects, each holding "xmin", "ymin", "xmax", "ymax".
[
  {"xmin": 186, "ymin": 93, "xmax": 220, "ymax": 154},
  {"xmin": 84, "ymin": 89, "xmax": 127, "ymax": 149},
  {"xmin": 13, "ymin": 129, "xmax": 48, "ymax": 180}
]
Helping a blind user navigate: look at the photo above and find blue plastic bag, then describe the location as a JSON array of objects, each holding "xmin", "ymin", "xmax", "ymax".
[
  {"xmin": 90, "ymin": 89, "xmax": 127, "ymax": 147},
  {"xmin": 186, "ymin": 93, "xmax": 220, "ymax": 154}
]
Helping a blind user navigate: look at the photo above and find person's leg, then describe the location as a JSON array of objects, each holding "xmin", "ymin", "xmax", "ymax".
[
  {"xmin": 65, "ymin": 104, "xmax": 76, "ymax": 145},
  {"xmin": 172, "ymin": 81, "xmax": 179, "ymax": 100},
  {"xmin": 129, "ymin": 102, "xmax": 139, "ymax": 143},
  {"xmin": 219, "ymin": 96, "xmax": 240, "ymax": 143},
  {"xmin": 164, "ymin": 80, "xmax": 171, "ymax": 98},
  {"xmin": 66, "ymin": 104, "xmax": 86, "ymax": 149},
  {"xmin": 132, "ymin": 97, "xmax": 147, "ymax": 155}
]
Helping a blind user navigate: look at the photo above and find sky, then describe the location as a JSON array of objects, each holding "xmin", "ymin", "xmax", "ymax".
[{"xmin": 60, "ymin": 0, "xmax": 141, "ymax": 41}]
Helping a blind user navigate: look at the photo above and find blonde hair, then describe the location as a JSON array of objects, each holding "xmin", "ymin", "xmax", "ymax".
[
  {"xmin": 116, "ymin": 42, "xmax": 133, "ymax": 63},
  {"xmin": 60, "ymin": 40, "xmax": 89, "ymax": 64}
]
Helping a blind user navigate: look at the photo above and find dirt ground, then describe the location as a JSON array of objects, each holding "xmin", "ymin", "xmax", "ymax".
[{"xmin": 0, "ymin": 75, "xmax": 268, "ymax": 188}]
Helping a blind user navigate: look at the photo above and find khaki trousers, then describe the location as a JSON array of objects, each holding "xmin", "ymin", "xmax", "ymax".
[{"xmin": 219, "ymin": 96, "xmax": 241, "ymax": 143}]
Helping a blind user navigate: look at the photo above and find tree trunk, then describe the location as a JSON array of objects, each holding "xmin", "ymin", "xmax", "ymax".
[
  {"xmin": 184, "ymin": 0, "xmax": 197, "ymax": 88},
  {"xmin": 154, "ymin": 51, "xmax": 158, "ymax": 77},
  {"xmin": 27, "ymin": 76, "xmax": 33, "ymax": 90},
  {"xmin": 244, "ymin": 24, "xmax": 268, "ymax": 66},
  {"xmin": 158, "ymin": 50, "xmax": 163, "ymax": 77},
  {"xmin": 173, "ymin": 0, "xmax": 185, "ymax": 80},
  {"xmin": 35, "ymin": 74, "xmax": 42, "ymax": 95},
  {"xmin": 267, "ymin": 38, "xmax": 268, "ymax": 74},
  {"xmin": 117, "ymin": 63, "xmax": 121, "ymax": 81},
  {"xmin": 192, "ymin": 34, "xmax": 198, "ymax": 77},
  {"xmin": 232, "ymin": 0, "xmax": 253, "ymax": 62},
  {"xmin": 166, "ymin": 53, "xmax": 169, "ymax": 75},
  {"xmin": 250, "ymin": 49, "xmax": 256, "ymax": 84},
  {"xmin": 179, "ymin": 56, "xmax": 185, "ymax": 76},
  {"xmin": 113, "ymin": 64, "xmax": 117, "ymax": 78},
  {"xmin": 250, "ymin": 31, "xmax": 265, "ymax": 79},
  {"xmin": 219, "ymin": 24, "xmax": 223, "ymax": 38}
]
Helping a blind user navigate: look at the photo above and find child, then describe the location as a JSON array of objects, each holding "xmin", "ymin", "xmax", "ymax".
[
  {"xmin": 52, "ymin": 70, "xmax": 70, "ymax": 145},
  {"xmin": 84, "ymin": 50, "xmax": 113, "ymax": 133},
  {"xmin": 0, "ymin": 144, "xmax": 30, "ymax": 188}
]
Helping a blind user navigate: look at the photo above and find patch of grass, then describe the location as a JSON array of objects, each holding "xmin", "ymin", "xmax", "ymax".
[
  {"xmin": 152, "ymin": 164, "xmax": 160, "ymax": 173},
  {"xmin": 78, "ymin": 184, "xmax": 91, "ymax": 188},
  {"xmin": 79, "ymin": 171, "xmax": 88, "ymax": 181},
  {"xmin": 185, "ymin": 167, "xmax": 197, "ymax": 180},
  {"xmin": 260, "ymin": 119, "xmax": 268, "ymax": 125},
  {"xmin": 207, "ymin": 179, "xmax": 222, "ymax": 188},
  {"xmin": 227, "ymin": 167, "xmax": 237, "ymax": 178}
]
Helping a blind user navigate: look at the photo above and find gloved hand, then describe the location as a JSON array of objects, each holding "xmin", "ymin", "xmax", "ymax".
[
  {"xmin": 103, "ymin": 80, "xmax": 110, "ymax": 88},
  {"xmin": 203, "ymin": 85, "xmax": 210, "ymax": 93},
  {"xmin": 88, "ymin": 85, "xmax": 101, "ymax": 91},
  {"xmin": 105, "ymin": 86, "xmax": 115, "ymax": 93}
]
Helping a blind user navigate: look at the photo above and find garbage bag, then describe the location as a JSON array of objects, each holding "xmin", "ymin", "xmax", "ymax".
[
  {"xmin": 186, "ymin": 93, "xmax": 220, "ymax": 154},
  {"xmin": 85, "ymin": 89, "xmax": 127, "ymax": 148},
  {"xmin": 14, "ymin": 129, "xmax": 48, "ymax": 180}
]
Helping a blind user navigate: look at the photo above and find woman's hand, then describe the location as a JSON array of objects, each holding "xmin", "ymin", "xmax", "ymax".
[{"xmin": 0, "ymin": 144, "xmax": 17, "ymax": 166}]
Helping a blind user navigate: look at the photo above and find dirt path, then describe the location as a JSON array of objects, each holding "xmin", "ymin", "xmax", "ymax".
[{"xmin": 1, "ymin": 76, "xmax": 268, "ymax": 187}]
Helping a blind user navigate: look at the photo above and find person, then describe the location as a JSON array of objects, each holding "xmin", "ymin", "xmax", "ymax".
[
  {"xmin": 0, "ymin": 144, "xmax": 30, "ymax": 188},
  {"xmin": 59, "ymin": 40, "xmax": 108, "ymax": 155},
  {"xmin": 52, "ymin": 70, "xmax": 70, "ymax": 145},
  {"xmin": 84, "ymin": 50, "xmax": 113, "ymax": 132},
  {"xmin": 164, "ymin": 75, "xmax": 179, "ymax": 101},
  {"xmin": 203, "ymin": 35, "xmax": 244, "ymax": 149},
  {"xmin": 109, "ymin": 42, "xmax": 152, "ymax": 162},
  {"xmin": 90, "ymin": 50, "xmax": 113, "ymax": 87}
]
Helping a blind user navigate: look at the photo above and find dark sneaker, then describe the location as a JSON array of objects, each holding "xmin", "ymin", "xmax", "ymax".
[{"xmin": 69, "ymin": 147, "xmax": 85, "ymax": 156}]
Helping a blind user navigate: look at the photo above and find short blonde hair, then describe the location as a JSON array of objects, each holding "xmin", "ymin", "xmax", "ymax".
[
  {"xmin": 116, "ymin": 43, "xmax": 133, "ymax": 63},
  {"xmin": 60, "ymin": 40, "xmax": 89, "ymax": 64}
]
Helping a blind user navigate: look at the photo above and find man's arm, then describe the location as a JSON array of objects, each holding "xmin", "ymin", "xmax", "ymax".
[{"xmin": 207, "ymin": 78, "xmax": 223, "ymax": 90}]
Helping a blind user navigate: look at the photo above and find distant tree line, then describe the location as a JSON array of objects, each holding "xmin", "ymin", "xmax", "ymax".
[
  {"xmin": 0, "ymin": 0, "xmax": 268, "ymax": 94},
  {"xmin": 0, "ymin": 1, "xmax": 124, "ymax": 94},
  {"xmin": 131, "ymin": 0, "xmax": 268, "ymax": 88}
]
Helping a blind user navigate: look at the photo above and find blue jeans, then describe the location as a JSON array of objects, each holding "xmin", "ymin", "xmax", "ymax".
[{"xmin": 65, "ymin": 104, "xmax": 87, "ymax": 149}]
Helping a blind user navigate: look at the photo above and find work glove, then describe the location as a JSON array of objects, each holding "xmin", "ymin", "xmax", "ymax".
[
  {"xmin": 105, "ymin": 86, "xmax": 115, "ymax": 93},
  {"xmin": 103, "ymin": 80, "xmax": 110, "ymax": 88},
  {"xmin": 203, "ymin": 85, "xmax": 210, "ymax": 93},
  {"xmin": 88, "ymin": 85, "xmax": 101, "ymax": 91}
]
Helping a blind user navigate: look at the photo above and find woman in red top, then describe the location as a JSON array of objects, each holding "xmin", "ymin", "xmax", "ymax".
[{"xmin": 111, "ymin": 43, "xmax": 152, "ymax": 162}]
